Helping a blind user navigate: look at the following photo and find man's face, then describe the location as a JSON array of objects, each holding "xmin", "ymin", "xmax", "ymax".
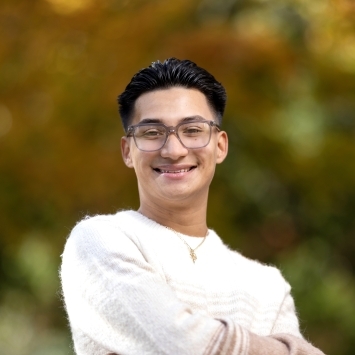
[{"xmin": 121, "ymin": 87, "xmax": 228, "ymax": 208}]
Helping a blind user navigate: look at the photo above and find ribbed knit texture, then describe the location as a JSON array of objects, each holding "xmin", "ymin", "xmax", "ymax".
[{"xmin": 60, "ymin": 210, "xmax": 325, "ymax": 355}]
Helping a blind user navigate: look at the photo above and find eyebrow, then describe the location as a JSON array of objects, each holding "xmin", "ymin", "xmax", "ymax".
[{"xmin": 139, "ymin": 115, "xmax": 206, "ymax": 124}]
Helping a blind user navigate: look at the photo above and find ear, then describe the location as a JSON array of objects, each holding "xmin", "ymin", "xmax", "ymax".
[
  {"xmin": 216, "ymin": 131, "xmax": 228, "ymax": 164},
  {"xmin": 121, "ymin": 136, "xmax": 134, "ymax": 168}
]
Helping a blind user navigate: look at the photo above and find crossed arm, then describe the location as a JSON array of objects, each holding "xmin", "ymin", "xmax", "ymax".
[{"xmin": 60, "ymin": 221, "xmax": 325, "ymax": 355}]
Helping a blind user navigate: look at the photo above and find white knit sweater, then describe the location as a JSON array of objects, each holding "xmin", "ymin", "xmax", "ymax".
[{"xmin": 60, "ymin": 210, "xmax": 325, "ymax": 355}]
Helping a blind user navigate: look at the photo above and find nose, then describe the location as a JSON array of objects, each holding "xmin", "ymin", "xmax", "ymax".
[{"xmin": 160, "ymin": 131, "xmax": 188, "ymax": 160}]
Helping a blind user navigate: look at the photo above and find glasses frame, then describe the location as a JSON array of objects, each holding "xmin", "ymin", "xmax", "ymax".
[{"xmin": 126, "ymin": 119, "xmax": 221, "ymax": 152}]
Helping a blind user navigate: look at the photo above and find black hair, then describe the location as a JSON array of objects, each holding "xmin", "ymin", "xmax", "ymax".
[{"xmin": 117, "ymin": 58, "xmax": 227, "ymax": 132}]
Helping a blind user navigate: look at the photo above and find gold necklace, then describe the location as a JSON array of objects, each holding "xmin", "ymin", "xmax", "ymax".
[{"xmin": 166, "ymin": 226, "xmax": 208, "ymax": 263}]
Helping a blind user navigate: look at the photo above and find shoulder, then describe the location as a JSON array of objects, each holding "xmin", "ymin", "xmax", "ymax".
[
  {"xmin": 208, "ymin": 232, "xmax": 290, "ymax": 292},
  {"xmin": 229, "ymin": 248, "xmax": 290, "ymax": 294},
  {"xmin": 62, "ymin": 210, "xmax": 146, "ymax": 258},
  {"xmin": 71, "ymin": 210, "xmax": 138, "ymax": 231},
  {"xmin": 68, "ymin": 210, "xmax": 144, "ymax": 240}
]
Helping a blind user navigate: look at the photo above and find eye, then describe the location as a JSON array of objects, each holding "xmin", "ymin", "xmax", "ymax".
[
  {"xmin": 140, "ymin": 128, "xmax": 165, "ymax": 139},
  {"xmin": 182, "ymin": 125, "xmax": 204, "ymax": 135}
]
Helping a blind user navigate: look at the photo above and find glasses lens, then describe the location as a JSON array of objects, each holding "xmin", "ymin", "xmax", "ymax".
[
  {"xmin": 178, "ymin": 121, "xmax": 211, "ymax": 149},
  {"xmin": 133, "ymin": 124, "xmax": 166, "ymax": 151}
]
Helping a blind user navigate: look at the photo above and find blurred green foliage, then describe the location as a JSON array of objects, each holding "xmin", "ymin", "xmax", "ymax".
[{"xmin": 1, "ymin": 0, "xmax": 355, "ymax": 354}]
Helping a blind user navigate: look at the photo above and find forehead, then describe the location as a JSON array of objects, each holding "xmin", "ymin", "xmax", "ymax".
[{"xmin": 131, "ymin": 87, "xmax": 215, "ymax": 125}]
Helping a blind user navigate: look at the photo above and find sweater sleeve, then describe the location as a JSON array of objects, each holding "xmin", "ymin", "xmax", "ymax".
[
  {"xmin": 270, "ymin": 287, "xmax": 302, "ymax": 337},
  {"xmin": 245, "ymin": 269, "xmax": 326, "ymax": 354},
  {"xmin": 60, "ymin": 217, "xmax": 325, "ymax": 355},
  {"xmin": 60, "ymin": 218, "xmax": 250, "ymax": 355},
  {"xmin": 249, "ymin": 333, "xmax": 326, "ymax": 355}
]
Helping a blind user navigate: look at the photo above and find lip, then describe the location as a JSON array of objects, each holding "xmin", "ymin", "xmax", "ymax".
[{"xmin": 152, "ymin": 164, "xmax": 197, "ymax": 177}]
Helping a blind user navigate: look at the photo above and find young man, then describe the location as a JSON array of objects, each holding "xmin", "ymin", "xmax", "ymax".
[{"xmin": 61, "ymin": 58, "xmax": 325, "ymax": 355}]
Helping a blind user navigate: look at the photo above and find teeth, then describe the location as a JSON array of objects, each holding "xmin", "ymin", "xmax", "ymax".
[{"xmin": 160, "ymin": 168, "xmax": 190, "ymax": 173}]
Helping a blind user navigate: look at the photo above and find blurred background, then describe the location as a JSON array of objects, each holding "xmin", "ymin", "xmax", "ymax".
[{"xmin": 1, "ymin": 0, "xmax": 355, "ymax": 354}]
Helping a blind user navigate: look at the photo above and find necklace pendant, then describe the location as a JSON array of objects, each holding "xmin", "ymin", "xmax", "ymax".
[
  {"xmin": 190, "ymin": 249, "xmax": 197, "ymax": 263},
  {"xmin": 165, "ymin": 225, "xmax": 207, "ymax": 264}
]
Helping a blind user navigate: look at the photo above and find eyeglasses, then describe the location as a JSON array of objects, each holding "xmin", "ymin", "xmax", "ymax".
[{"xmin": 126, "ymin": 119, "xmax": 221, "ymax": 152}]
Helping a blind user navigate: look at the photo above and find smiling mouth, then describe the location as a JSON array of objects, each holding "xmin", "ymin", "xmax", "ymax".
[{"xmin": 153, "ymin": 166, "xmax": 196, "ymax": 174}]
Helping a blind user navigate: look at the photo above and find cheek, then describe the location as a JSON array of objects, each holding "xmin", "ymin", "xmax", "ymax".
[
  {"xmin": 201, "ymin": 148, "xmax": 217, "ymax": 165},
  {"xmin": 133, "ymin": 152, "xmax": 154, "ymax": 172}
]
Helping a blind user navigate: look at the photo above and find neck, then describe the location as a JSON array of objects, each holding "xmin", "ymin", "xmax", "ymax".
[{"xmin": 138, "ymin": 200, "xmax": 208, "ymax": 237}]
